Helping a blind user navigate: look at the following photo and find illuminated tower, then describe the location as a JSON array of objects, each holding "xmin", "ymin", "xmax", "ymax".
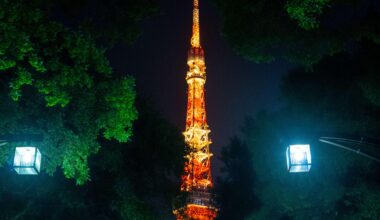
[{"xmin": 173, "ymin": 0, "xmax": 218, "ymax": 219}]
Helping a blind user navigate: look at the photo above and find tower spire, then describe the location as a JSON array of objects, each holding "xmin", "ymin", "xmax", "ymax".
[
  {"xmin": 191, "ymin": 0, "xmax": 201, "ymax": 48},
  {"xmin": 173, "ymin": 0, "xmax": 218, "ymax": 219}
]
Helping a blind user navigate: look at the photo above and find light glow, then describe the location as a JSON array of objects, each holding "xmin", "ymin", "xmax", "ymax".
[
  {"xmin": 286, "ymin": 144, "xmax": 312, "ymax": 173},
  {"xmin": 173, "ymin": 0, "xmax": 217, "ymax": 219},
  {"xmin": 13, "ymin": 146, "xmax": 41, "ymax": 175}
]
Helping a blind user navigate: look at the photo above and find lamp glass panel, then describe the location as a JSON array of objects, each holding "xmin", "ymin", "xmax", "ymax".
[
  {"xmin": 287, "ymin": 144, "xmax": 311, "ymax": 173},
  {"xmin": 13, "ymin": 146, "xmax": 41, "ymax": 175}
]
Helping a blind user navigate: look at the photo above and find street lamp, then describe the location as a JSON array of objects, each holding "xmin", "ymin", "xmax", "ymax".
[
  {"xmin": 286, "ymin": 137, "xmax": 380, "ymax": 173},
  {"xmin": 13, "ymin": 146, "xmax": 42, "ymax": 175},
  {"xmin": 0, "ymin": 134, "xmax": 43, "ymax": 175},
  {"xmin": 286, "ymin": 144, "xmax": 312, "ymax": 173}
]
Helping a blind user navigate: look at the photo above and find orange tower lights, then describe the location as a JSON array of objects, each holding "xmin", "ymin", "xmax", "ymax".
[{"xmin": 173, "ymin": 0, "xmax": 218, "ymax": 219}]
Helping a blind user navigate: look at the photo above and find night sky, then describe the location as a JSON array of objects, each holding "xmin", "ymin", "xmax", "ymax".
[
  {"xmin": 2, "ymin": 1, "xmax": 380, "ymax": 219},
  {"xmin": 108, "ymin": 0, "xmax": 293, "ymax": 173}
]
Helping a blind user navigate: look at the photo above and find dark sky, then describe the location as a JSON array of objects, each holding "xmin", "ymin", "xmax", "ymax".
[{"xmin": 108, "ymin": 0, "xmax": 292, "ymax": 173}]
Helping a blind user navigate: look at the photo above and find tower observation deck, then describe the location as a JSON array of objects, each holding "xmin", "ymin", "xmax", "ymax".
[{"xmin": 173, "ymin": 0, "xmax": 218, "ymax": 219}]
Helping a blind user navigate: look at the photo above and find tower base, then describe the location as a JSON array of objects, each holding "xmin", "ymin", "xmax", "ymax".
[{"xmin": 173, "ymin": 191, "xmax": 218, "ymax": 220}]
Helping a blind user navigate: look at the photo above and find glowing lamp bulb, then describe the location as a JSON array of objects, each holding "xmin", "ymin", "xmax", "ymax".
[
  {"xmin": 22, "ymin": 153, "xmax": 33, "ymax": 164},
  {"xmin": 13, "ymin": 146, "xmax": 41, "ymax": 175},
  {"xmin": 286, "ymin": 144, "xmax": 311, "ymax": 173}
]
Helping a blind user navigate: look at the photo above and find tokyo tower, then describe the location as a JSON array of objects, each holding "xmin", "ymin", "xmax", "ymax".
[{"xmin": 173, "ymin": 0, "xmax": 218, "ymax": 219}]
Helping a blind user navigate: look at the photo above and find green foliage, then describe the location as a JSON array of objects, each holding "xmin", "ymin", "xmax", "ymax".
[
  {"xmin": 359, "ymin": 63, "xmax": 380, "ymax": 106},
  {"xmin": 242, "ymin": 113, "xmax": 352, "ymax": 219},
  {"xmin": 360, "ymin": 75, "xmax": 380, "ymax": 106},
  {"xmin": 0, "ymin": 100, "xmax": 183, "ymax": 219},
  {"xmin": 229, "ymin": 51, "xmax": 380, "ymax": 219},
  {"xmin": 0, "ymin": 59, "xmax": 16, "ymax": 70},
  {"xmin": 214, "ymin": 0, "xmax": 380, "ymax": 65},
  {"xmin": 96, "ymin": 100, "xmax": 183, "ymax": 218},
  {"xmin": 0, "ymin": 0, "xmax": 113, "ymax": 107},
  {"xmin": 358, "ymin": 187, "xmax": 380, "ymax": 219},
  {"xmin": 336, "ymin": 184, "xmax": 380, "ymax": 219},
  {"xmin": 0, "ymin": 142, "xmax": 11, "ymax": 167},
  {"xmin": 0, "ymin": 0, "xmax": 143, "ymax": 184},
  {"xmin": 98, "ymin": 77, "xmax": 138, "ymax": 142},
  {"xmin": 357, "ymin": 42, "xmax": 380, "ymax": 106},
  {"xmin": 115, "ymin": 100, "xmax": 184, "ymax": 218},
  {"xmin": 113, "ymin": 180, "xmax": 155, "ymax": 220},
  {"xmin": 217, "ymin": 137, "xmax": 260, "ymax": 219},
  {"xmin": 286, "ymin": 0, "xmax": 330, "ymax": 30},
  {"xmin": 9, "ymin": 67, "xmax": 33, "ymax": 101}
]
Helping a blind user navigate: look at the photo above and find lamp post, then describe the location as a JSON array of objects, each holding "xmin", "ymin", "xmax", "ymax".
[
  {"xmin": 319, "ymin": 137, "xmax": 380, "ymax": 163},
  {"xmin": 0, "ymin": 140, "xmax": 7, "ymax": 147},
  {"xmin": 286, "ymin": 136, "xmax": 380, "ymax": 173}
]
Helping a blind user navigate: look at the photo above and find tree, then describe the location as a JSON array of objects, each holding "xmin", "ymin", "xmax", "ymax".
[
  {"xmin": 285, "ymin": 0, "xmax": 330, "ymax": 30},
  {"xmin": 216, "ymin": 137, "xmax": 260, "ymax": 220},
  {"xmin": 106, "ymin": 99, "xmax": 184, "ymax": 219},
  {"xmin": 0, "ymin": 98, "xmax": 184, "ymax": 219},
  {"xmin": 0, "ymin": 0, "xmax": 163, "ymax": 184},
  {"xmin": 216, "ymin": 46, "xmax": 380, "ymax": 219},
  {"xmin": 214, "ymin": 0, "xmax": 380, "ymax": 65}
]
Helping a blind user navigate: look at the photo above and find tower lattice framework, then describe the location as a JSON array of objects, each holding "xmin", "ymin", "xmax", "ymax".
[{"xmin": 173, "ymin": 0, "xmax": 218, "ymax": 219}]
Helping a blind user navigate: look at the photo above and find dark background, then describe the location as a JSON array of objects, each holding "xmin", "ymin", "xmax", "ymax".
[{"xmin": 108, "ymin": 0, "xmax": 292, "ymax": 173}]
